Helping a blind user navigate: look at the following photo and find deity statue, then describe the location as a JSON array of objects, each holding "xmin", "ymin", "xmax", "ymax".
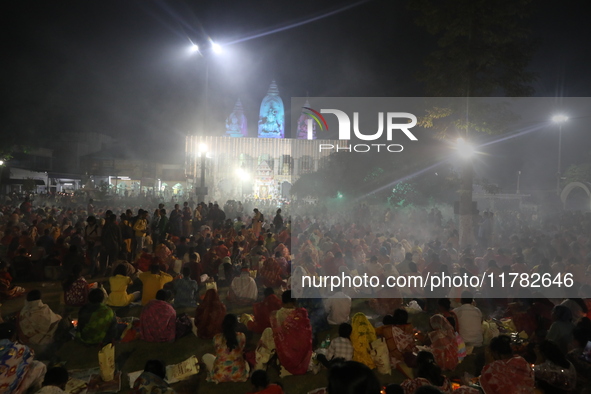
[
  {"xmin": 296, "ymin": 99, "xmax": 316, "ymax": 139},
  {"xmin": 225, "ymin": 99, "xmax": 248, "ymax": 137},
  {"xmin": 258, "ymin": 80, "xmax": 285, "ymax": 138}
]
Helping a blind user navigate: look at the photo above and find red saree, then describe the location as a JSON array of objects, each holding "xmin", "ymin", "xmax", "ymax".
[
  {"xmin": 248, "ymin": 294, "xmax": 282, "ymax": 333},
  {"xmin": 195, "ymin": 289, "xmax": 227, "ymax": 339},
  {"xmin": 270, "ymin": 308, "xmax": 313, "ymax": 375}
]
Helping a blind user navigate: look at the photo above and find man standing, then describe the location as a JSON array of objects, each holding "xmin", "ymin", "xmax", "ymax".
[
  {"xmin": 133, "ymin": 210, "xmax": 148, "ymax": 258},
  {"xmin": 101, "ymin": 214, "xmax": 122, "ymax": 275},
  {"xmin": 273, "ymin": 209, "xmax": 284, "ymax": 233},
  {"xmin": 84, "ymin": 216, "xmax": 102, "ymax": 277}
]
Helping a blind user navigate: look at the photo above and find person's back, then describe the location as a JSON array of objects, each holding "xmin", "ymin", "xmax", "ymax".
[
  {"xmin": 324, "ymin": 288, "xmax": 351, "ymax": 325},
  {"xmin": 139, "ymin": 264, "xmax": 173, "ymax": 305},
  {"xmin": 452, "ymin": 292, "xmax": 483, "ymax": 347},
  {"xmin": 173, "ymin": 267, "xmax": 199, "ymax": 307},
  {"xmin": 140, "ymin": 290, "xmax": 176, "ymax": 343},
  {"xmin": 18, "ymin": 290, "xmax": 62, "ymax": 346}
]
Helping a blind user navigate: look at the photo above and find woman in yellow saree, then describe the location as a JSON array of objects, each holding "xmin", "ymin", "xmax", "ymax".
[{"xmin": 350, "ymin": 312, "xmax": 376, "ymax": 369}]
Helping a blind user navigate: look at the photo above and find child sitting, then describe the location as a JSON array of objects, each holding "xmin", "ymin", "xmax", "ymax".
[{"xmin": 316, "ymin": 323, "xmax": 354, "ymax": 368}]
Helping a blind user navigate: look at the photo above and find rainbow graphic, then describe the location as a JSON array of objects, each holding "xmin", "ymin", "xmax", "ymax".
[{"xmin": 302, "ymin": 107, "xmax": 329, "ymax": 132}]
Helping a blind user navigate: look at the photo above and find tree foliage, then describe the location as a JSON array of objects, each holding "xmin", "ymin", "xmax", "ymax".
[
  {"xmin": 563, "ymin": 163, "xmax": 591, "ymax": 185},
  {"xmin": 409, "ymin": 0, "xmax": 537, "ymax": 97}
]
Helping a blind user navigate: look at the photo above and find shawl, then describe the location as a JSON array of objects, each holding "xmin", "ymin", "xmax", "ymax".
[{"xmin": 350, "ymin": 312, "xmax": 377, "ymax": 369}]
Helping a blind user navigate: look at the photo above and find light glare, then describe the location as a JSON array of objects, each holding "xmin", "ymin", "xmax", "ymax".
[
  {"xmin": 198, "ymin": 143, "xmax": 208, "ymax": 153},
  {"xmin": 211, "ymin": 42, "xmax": 223, "ymax": 54},
  {"xmin": 236, "ymin": 168, "xmax": 249, "ymax": 180},
  {"xmin": 456, "ymin": 138, "xmax": 475, "ymax": 159},
  {"xmin": 552, "ymin": 114, "xmax": 568, "ymax": 124},
  {"xmin": 189, "ymin": 44, "xmax": 199, "ymax": 53}
]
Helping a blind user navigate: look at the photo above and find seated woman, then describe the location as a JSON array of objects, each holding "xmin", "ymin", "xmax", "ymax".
[
  {"xmin": 195, "ymin": 289, "xmax": 227, "ymax": 339},
  {"xmin": 246, "ymin": 287, "xmax": 282, "ymax": 334},
  {"xmin": 17, "ymin": 290, "xmax": 63, "ymax": 346},
  {"xmin": 533, "ymin": 340, "xmax": 577, "ymax": 393},
  {"xmin": 0, "ymin": 322, "xmax": 47, "ymax": 394},
  {"xmin": 246, "ymin": 370, "xmax": 283, "ymax": 394},
  {"xmin": 258, "ymin": 257, "xmax": 285, "ymax": 289},
  {"xmin": 140, "ymin": 290, "xmax": 176, "ymax": 343},
  {"xmin": 131, "ymin": 359, "xmax": 176, "ymax": 394},
  {"xmin": 480, "ymin": 335, "xmax": 535, "ymax": 394},
  {"xmin": 400, "ymin": 351, "xmax": 453, "ymax": 393},
  {"xmin": 269, "ymin": 290, "xmax": 313, "ymax": 376},
  {"xmin": 428, "ymin": 314, "xmax": 459, "ymax": 371},
  {"xmin": 172, "ymin": 267, "xmax": 199, "ymax": 308},
  {"xmin": 350, "ymin": 312, "xmax": 377, "ymax": 369},
  {"xmin": 62, "ymin": 264, "xmax": 90, "ymax": 308},
  {"xmin": 106, "ymin": 264, "xmax": 140, "ymax": 307},
  {"xmin": 76, "ymin": 288, "xmax": 118, "ymax": 345},
  {"xmin": 374, "ymin": 309, "xmax": 416, "ymax": 367},
  {"xmin": 203, "ymin": 314, "xmax": 249, "ymax": 383},
  {"xmin": 227, "ymin": 265, "xmax": 258, "ymax": 304},
  {"xmin": 0, "ymin": 260, "xmax": 25, "ymax": 300},
  {"xmin": 547, "ymin": 305, "xmax": 575, "ymax": 354}
]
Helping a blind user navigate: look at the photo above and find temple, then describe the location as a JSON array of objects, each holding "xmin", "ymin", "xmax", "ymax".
[{"xmin": 185, "ymin": 81, "xmax": 346, "ymax": 201}]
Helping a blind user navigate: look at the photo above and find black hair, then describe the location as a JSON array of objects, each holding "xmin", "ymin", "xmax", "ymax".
[
  {"xmin": 539, "ymin": 340, "xmax": 570, "ymax": 369},
  {"xmin": 26, "ymin": 289, "xmax": 42, "ymax": 301},
  {"xmin": 572, "ymin": 326, "xmax": 590, "ymax": 348},
  {"xmin": 385, "ymin": 384, "xmax": 404, "ymax": 394},
  {"xmin": 222, "ymin": 314, "xmax": 239, "ymax": 351},
  {"xmin": 416, "ymin": 351, "xmax": 444, "ymax": 386},
  {"xmin": 144, "ymin": 359, "xmax": 167, "ymax": 380},
  {"xmin": 460, "ymin": 291, "xmax": 474, "ymax": 305},
  {"xmin": 392, "ymin": 308, "xmax": 408, "ymax": 325},
  {"xmin": 437, "ymin": 298, "xmax": 451, "ymax": 311},
  {"xmin": 42, "ymin": 367, "xmax": 69, "ymax": 387},
  {"xmin": 382, "ymin": 315, "xmax": 395, "ymax": 325},
  {"xmin": 250, "ymin": 369, "xmax": 270, "ymax": 389},
  {"xmin": 339, "ymin": 323, "xmax": 353, "ymax": 339},
  {"xmin": 282, "ymin": 290, "xmax": 294, "ymax": 305},
  {"xmin": 0, "ymin": 322, "xmax": 16, "ymax": 340},
  {"xmin": 113, "ymin": 264, "xmax": 127, "ymax": 277},
  {"xmin": 182, "ymin": 266, "xmax": 191, "ymax": 277},
  {"xmin": 150, "ymin": 264, "xmax": 161, "ymax": 274},
  {"xmin": 88, "ymin": 288, "xmax": 105, "ymax": 304},
  {"xmin": 415, "ymin": 387, "xmax": 444, "ymax": 394},
  {"xmin": 489, "ymin": 335, "xmax": 513, "ymax": 357},
  {"xmin": 156, "ymin": 289, "xmax": 168, "ymax": 301},
  {"xmin": 327, "ymin": 361, "xmax": 382, "ymax": 394},
  {"xmin": 264, "ymin": 287, "xmax": 275, "ymax": 297}
]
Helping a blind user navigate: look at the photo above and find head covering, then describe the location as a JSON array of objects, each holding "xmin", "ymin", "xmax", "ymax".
[
  {"xmin": 350, "ymin": 312, "xmax": 377, "ymax": 369},
  {"xmin": 552, "ymin": 304, "xmax": 573, "ymax": 322},
  {"xmin": 222, "ymin": 256, "xmax": 231, "ymax": 264}
]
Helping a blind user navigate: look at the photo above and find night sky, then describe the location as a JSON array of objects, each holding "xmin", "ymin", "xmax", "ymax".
[{"xmin": 2, "ymin": 0, "xmax": 591, "ymax": 192}]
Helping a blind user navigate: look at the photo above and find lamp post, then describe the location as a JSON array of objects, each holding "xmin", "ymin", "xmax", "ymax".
[
  {"xmin": 516, "ymin": 170, "xmax": 521, "ymax": 194},
  {"xmin": 456, "ymin": 138, "xmax": 476, "ymax": 249},
  {"xmin": 189, "ymin": 40, "xmax": 223, "ymax": 134},
  {"xmin": 196, "ymin": 143, "xmax": 208, "ymax": 203},
  {"xmin": 552, "ymin": 114, "xmax": 568, "ymax": 196}
]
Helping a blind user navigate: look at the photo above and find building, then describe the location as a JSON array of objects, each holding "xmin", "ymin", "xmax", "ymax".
[{"xmin": 185, "ymin": 81, "xmax": 346, "ymax": 201}]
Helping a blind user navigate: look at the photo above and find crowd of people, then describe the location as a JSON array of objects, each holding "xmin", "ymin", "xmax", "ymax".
[{"xmin": 0, "ymin": 194, "xmax": 590, "ymax": 393}]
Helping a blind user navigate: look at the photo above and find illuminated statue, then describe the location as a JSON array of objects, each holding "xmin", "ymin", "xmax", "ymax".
[
  {"xmin": 258, "ymin": 80, "xmax": 285, "ymax": 138},
  {"xmin": 225, "ymin": 99, "xmax": 248, "ymax": 137},
  {"xmin": 296, "ymin": 99, "xmax": 316, "ymax": 139}
]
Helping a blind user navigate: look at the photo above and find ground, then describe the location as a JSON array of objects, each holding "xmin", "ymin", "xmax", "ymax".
[{"xmin": 2, "ymin": 279, "xmax": 480, "ymax": 394}]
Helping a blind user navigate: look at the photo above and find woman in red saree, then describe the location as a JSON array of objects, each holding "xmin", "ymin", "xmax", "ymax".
[
  {"xmin": 428, "ymin": 314, "xmax": 459, "ymax": 371},
  {"xmin": 247, "ymin": 288, "xmax": 283, "ymax": 333},
  {"xmin": 269, "ymin": 291, "xmax": 312, "ymax": 376},
  {"xmin": 259, "ymin": 258, "xmax": 285, "ymax": 288},
  {"xmin": 195, "ymin": 289, "xmax": 227, "ymax": 339},
  {"xmin": 480, "ymin": 335, "xmax": 535, "ymax": 394}
]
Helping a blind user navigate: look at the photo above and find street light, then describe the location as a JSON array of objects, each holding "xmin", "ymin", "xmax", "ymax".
[
  {"xmin": 455, "ymin": 138, "xmax": 475, "ymax": 160},
  {"xmin": 455, "ymin": 137, "xmax": 475, "ymax": 249},
  {"xmin": 188, "ymin": 41, "xmax": 224, "ymax": 135},
  {"xmin": 552, "ymin": 114, "xmax": 568, "ymax": 196}
]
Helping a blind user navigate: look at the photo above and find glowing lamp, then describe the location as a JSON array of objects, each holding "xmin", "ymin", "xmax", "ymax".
[
  {"xmin": 456, "ymin": 138, "xmax": 475, "ymax": 160},
  {"xmin": 551, "ymin": 114, "xmax": 568, "ymax": 124}
]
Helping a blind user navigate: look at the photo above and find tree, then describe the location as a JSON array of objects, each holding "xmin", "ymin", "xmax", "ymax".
[
  {"xmin": 409, "ymin": 0, "xmax": 537, "ymax": 98},
  {"xmin": 563, "ymin": 163, "xmax": 591, "ymax": 185}
]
